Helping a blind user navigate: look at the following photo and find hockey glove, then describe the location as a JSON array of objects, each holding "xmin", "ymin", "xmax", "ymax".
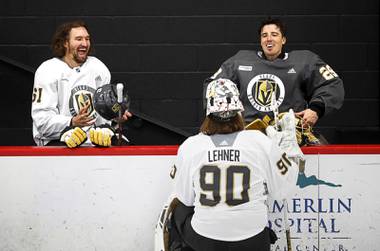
[
  {"xmin": 89, "ymin": 125, "xmax": 115, "ymax": 147},
  {"xmin": 245, "ymin": 115, "xmax": 271, "ymax": 133},
  {"xmin": 60, "ymin": 126, "xmax": 87, "ymax": 148},
  {"xmin": 266, "ymin": 109, "xmax": 304, "ymax": 160},
  {"xmin": 277, "ymin": 112, "xmax": 321, "ymax": 146}
]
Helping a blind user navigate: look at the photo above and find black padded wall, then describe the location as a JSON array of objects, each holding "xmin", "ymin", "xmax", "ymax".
[{"xmin": 0, "ymin": 0, "xmax": 378, "ymax": 145}]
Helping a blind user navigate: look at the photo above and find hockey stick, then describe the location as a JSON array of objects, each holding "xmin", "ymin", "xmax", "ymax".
[
  {"xmin": 271, "ymin": 94, "xmax": 293, "ymax": 251},
  {"xmin": 116, "ymin": 83, "xmax": 124, "ymax": 146},
  {"xmin": 283, "ymin": 199, "xmax": 292, "ymax": 251},
  {"xmin": 271, "ymin": 93, "xmax": 279, "ymax": 130}
]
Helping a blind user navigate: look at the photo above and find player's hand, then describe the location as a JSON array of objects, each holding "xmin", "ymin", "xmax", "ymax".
[
  {"xmin": 89, "ymin": 126, "xmax": 115, "ymax": 147},
  {"xmin": 71, "ymin": 103, "xmax": 96, "ymax": 127},
  {"xmin": 266, "ymin": 109, "xmax": 304, "ymax": 159},
  {"xmin": 122, "ymin": 110, "xmax": 132, "ymax": 121},
  {"xmin": 113, "ymin": 110, "xmax": 133, "ymax": 123},
  {"xmin": 60, "ymin": 127, "xmax": 87, "ymax": 148},
  {"xmin": 295, "ymin": 109, "xmax": 318, "ymax": 127}
]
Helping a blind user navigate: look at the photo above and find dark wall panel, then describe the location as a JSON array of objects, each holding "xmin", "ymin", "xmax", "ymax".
[
  {"xmin": 367, "ymin": 43, "xmax": 379, "ymax": 70},
  {"xmin": 342, "ymin": 71, "xmax": 379, "ymax": 99},
  {"xmin": 1, "ymin": 0, "xmax": 378, "ymax": 16},
  {"xmin": 0, "ymin": 18, "xmax": 55, "ymax": 44},
  {"xmin": 340, "ymin": 16, "xmax": 379, "ymax": 42},
  {"xmin": 311, "ymin": 44, "xmax": 368, "ymax": 71},
  {"xmin": 319, "ymin": 100, "xmax": 379, "ymax": 127},
  {"xmin": 140, "ymin": 99, "xmax": 201, "ymax": 127},
  {"xmin": 338, "ymin": 1, "xmax": 379, "ymax": 15},
  {"xmin": 284, "ymin": 16, "xmax": 340, "ymax": 43},
  {"xmin": 112, "ymin": 73, "xmax": 205, "ymax": 99},
  {"xmin": 0, "ymin": 0, "xmax": 378, "ymax": 145},
  {"xmin": 0, "ymin": 62, "xmax": 33, "ymax": 130}
]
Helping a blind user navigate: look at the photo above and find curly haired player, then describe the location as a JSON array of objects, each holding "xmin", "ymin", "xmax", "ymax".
[{"xmin": 31, "ymin": 20, "xmax": 131, "ymax": 147}]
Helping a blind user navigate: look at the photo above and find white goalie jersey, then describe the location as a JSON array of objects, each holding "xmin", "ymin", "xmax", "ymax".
[
  {"xmin": 31, "ymin": 56, "xmax": 111, "ymax": 145},
  {"xmin": 173, "ymin": 130, "xmax": 299, "ymax": 241}
]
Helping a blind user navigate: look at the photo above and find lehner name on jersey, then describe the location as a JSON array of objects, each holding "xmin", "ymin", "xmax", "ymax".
[{"xmin": 208, "ymin": 149, "xmax": 240, "ymax": 162}]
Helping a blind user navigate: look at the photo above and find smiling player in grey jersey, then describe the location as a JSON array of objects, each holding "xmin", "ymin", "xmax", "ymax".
[{"xmin": 204, "ymin": 17, "xmax": 344, "ymax": 144}]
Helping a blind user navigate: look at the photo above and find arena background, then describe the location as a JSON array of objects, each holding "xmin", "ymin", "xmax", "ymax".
[{"xmin": 0, "ymin": 0, "xmax": 378, "ymax": 145}]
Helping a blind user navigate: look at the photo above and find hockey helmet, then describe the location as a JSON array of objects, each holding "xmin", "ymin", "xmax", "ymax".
[
  {"xmin": 93, "ymin": 83, "xmax": 130, "ymax": 120},
  {"xmin": 206, "ymin": 78, "xmax": 244, "ymax": 120}
]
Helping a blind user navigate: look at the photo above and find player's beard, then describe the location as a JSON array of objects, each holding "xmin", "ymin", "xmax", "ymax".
[
  {"xmin": 72, "ymin": 47, "xmax": 88, "ymax": 64},
  {"xmin": 66, "ymin": 45, "xmax": 89, "ymax": 65}
]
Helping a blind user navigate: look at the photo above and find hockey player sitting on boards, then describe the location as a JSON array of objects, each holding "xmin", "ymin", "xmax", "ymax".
[
  {"xmin": 31, "ymin": 21, "xmax": 132, "ymax": 147},
  {"xmin": 204, "ymin": 17, "xmax": 344, "ymax": 145}
]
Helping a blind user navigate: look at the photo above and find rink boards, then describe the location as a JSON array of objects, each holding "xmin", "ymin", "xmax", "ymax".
[{"xmin": 0, "ymin": 145, "xmax": 379, "ymax": 251}]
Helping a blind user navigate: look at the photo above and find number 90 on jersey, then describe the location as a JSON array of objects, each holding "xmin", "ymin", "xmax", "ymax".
[{"xmin": 199, "ymin": 164, "xmax": 251, "ymax": 207}]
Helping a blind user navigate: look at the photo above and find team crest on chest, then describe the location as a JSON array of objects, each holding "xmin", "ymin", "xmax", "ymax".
[
  {"xmin": 69, "ymin": 85, "xmax": 97, "ymax": 119},
  {"xmin": 247, "ymin": 74, "xmax": 285, "ymax": 112}
]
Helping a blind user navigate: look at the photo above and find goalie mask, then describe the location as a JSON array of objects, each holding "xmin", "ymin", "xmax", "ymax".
[
  {"xmin": 206, "ymin": 78, "xmax": 244, "ymax": 120},
  {"xmin": 93, "ymin": 83, "xmax": 130, "ymax": 120}
]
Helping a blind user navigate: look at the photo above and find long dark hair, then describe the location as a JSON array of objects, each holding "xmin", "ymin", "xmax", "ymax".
[
  {"xmin": 51, "ymin": 20, "xmax": 92, "ymax": 58},
  {"xmin": 200, "ymin": 113, "xmax": 245, "ymax": 135}
]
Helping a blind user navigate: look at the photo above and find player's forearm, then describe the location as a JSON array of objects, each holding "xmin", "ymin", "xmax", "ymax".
[
  {"xmin": 311, "ymin": 78, "xmax": 344, "ymax": 116},
  {"xmin": 33, "ymin": 112, "xmax": 72, "ymax": 138}
]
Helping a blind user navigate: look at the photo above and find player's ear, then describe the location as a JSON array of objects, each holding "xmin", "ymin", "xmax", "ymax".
[
  {"xmin": 282, "ymin": 36, "xmax": 286, "ymax": 45},
  {"xmin": 64, "ymin": 40, "xmax": 69, "ymax": 51}
]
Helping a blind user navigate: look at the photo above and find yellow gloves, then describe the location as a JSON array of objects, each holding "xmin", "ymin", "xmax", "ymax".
[
  {"xmin": 89, "ymin": 127, "xmax": 115, "ymax": 147},
  {"xmin": 245, "ymin": 115, "xmax": 271, "ymax": 132},
  {"xmin": 60, "ymin": 127, "xmax": 87, "ymax": 148},
  {"xmin": 60, "ymin": 125, "xmax": 116, "ymax": 148}
]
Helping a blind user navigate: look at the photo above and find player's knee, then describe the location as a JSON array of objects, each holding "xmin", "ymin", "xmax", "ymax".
[{"xmin": 169, "ymin": 203, "xmax": 195, "ymax": 251}]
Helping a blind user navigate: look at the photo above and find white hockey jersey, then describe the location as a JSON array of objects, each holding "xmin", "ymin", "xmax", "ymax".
[
  {"xmin": 31, "ymin": 56, "xmax": 111, "ymax": 145},
  {"xmin": 174, "ymin": 130, "xmax": 298, "ymax": 241}
]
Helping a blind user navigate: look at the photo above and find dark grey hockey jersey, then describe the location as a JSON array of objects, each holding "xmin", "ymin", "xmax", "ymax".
[{"xmin": 205, "ymin": 50, "xmax": 344, "ymax": 123}]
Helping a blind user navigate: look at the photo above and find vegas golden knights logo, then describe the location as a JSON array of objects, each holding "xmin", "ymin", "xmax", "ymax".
[
  {"xmin": 111, "ymin": 103, "xmax": 121, "ymax": 113},
  {"xmin": 75, "ymin": 93, "xmax": 94, "ymax": 114},
  {"xmin": 247, "ymin": 74, "xmax": 285, "ymax": 112},
  {"xmin": 255, "ymin": 79, "xmax": 277, "ymax": 107},
  {"xmin": 69, "ymin": 85, "xmax": 97, "ymax": 118}
]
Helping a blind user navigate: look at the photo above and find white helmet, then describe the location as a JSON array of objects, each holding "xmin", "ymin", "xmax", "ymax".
[{"xmin": 206, "ymin": 78, "xmax": 244, "ymax": 120}]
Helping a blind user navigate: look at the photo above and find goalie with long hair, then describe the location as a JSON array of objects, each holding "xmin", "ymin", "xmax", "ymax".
[{"xmin": 155, "ymin": 79, "xmax": 304, "ymax": 251}]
